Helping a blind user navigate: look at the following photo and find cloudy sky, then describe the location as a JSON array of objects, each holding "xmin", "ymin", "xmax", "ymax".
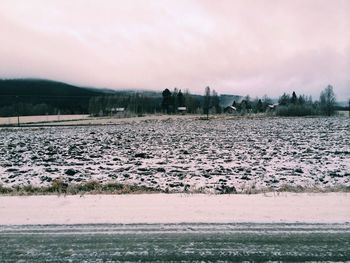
[{"xmin": 0, "ymin": 0, "xmax": 349, "ymax": 99}]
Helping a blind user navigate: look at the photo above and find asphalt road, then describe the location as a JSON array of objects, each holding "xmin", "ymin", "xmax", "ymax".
[{"xmin": 1, "ymin": 223, "xmax": 349, "ymax": 262}]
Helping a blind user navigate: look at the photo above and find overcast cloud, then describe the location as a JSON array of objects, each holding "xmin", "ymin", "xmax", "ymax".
[{"xmin": 0, "ymin": 0, "xmax": 349, "ymax": 99}]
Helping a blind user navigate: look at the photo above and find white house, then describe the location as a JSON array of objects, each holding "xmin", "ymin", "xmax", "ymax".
[{"xmin": 224, "ymin": 106, "xmax": 237, "ymax": 114}]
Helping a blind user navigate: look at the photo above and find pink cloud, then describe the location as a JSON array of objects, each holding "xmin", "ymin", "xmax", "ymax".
[{"xmin": 0, "ymin": 0, "xmax": 349, "ymax": 99}]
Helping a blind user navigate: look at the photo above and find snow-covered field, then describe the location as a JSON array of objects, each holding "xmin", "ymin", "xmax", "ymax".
[{"xmin": 0, "ymin": 117, "xmax": 349, "ymax": 193}]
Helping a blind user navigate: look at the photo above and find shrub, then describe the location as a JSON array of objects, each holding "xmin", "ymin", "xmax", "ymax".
[
  {"xmin": 0, "ymin": 185, "xmax": 12, "ymax": 194},
  {"xmin": 49, "ymin": 178, "xmax": 68, "ymax": 193}
]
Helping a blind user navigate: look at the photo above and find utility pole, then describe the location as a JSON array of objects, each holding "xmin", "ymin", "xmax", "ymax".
[
  {"xmin": 141, "ymin": 94, "xmax": 144, "ymax": 116},
  {"xmin": 348, "ymin": 99, "xmax": 350, "ymax": 118},
  {"xmin": 134, "ymin": 92, "xmax": 137, "ymax": 115},
  {"xmin": 16, "ymin": 96, "xmax": 20, "ymax": 127}
]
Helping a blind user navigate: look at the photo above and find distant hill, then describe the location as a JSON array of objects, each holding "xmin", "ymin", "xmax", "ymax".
[
  {"xmin": 0, "ymin": 79, "xmax": 107, "ymax": 116},
  {"xmin": 0, "ymin": 79, "xmax": 104, "ymax": 97},
  {"xmin": 336, "ymin": 100, "xmax": 349, "ymax": 108}
]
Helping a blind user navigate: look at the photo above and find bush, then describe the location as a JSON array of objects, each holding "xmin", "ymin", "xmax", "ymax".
[
  {"xmin": 0, "ymin": 181, "xmax": 161, "ymax": 196},
  {"xmin": 49, "ymin": 178, "xmax": 68, "ymax": 193},
  {"xmin": 0, "ymin": 185, "xmax": 12, "ymax": 194}
]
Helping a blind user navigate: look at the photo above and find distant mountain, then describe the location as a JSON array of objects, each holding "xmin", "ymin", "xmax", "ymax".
[
  {"xmin": 0, "ymin": 79, "xmax": 105, "ymax": 97},
  {"xmin": 85, "ymin": 87, "xmax": 118, "ymax": 94},
  {"xmin": 336, "ymin": 100, "xmax": 349, "ymax": 108},
  {"xmin": 0, "ymin": 79, "xmax": 172, "ymax": 117},
  {"xmin": 0, "ymin": 79, "xmax": 107, "ymax": 116}
]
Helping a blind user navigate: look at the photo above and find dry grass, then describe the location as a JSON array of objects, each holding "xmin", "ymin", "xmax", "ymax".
[
  {"xmin": 0, "ymin": 179, "xmax": 161, "ymax": 196},
  {"xmin": 275, "ymin": 184, "xmax": 350, "ymax": 193},
  {"xmin": 1, "ymin": 180, "xmax": 349, "ymax": 196}
]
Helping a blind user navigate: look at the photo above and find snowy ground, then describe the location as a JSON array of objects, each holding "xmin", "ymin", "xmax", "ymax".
[
  {"xmin": 0, "ymin": 193, "xmax": 349, "ymax": 224},
  {"xmin": 0, "ymin": 116, "xmax": 349, "ymax": 193}
]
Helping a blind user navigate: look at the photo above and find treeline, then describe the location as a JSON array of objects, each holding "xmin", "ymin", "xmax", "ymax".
[
  {"xmin": 161, "ymin": 88, "xmax": 203, "ymax": 114},
  {"xmin": 88, "ymin": 87, "xmax": 228, "ymax": 116},
  {"xmin": 88, "ymin": 88, "xmax": 204, "ymax": 116},
  {"xmin": 88, "ymin": 93, "xmax": 162, "ymax": 116},
  {"xmin": 76, "ymin": 88, "xmax": 224, "ymax": 116},
  {"xmin": 276, "ymin": 85, "xmax": 337, "ymax": 116},
  {"xmin": 159, "ymin": 84, "xmax": 341, "ymax": 117},
  {"xmin": 0, "ymin": 103, "xmax": 58, "ymax": 117},
  {"xmin": 224, "ymin": 95, "xmax": 274, "ymax": 114},
  {"xmin": 0, "ymin": 79, "xmax": 345, "ymax": 117},
  {"xmin": 224, "ymin": 85, "xmax": 339, "ymax": 117}
]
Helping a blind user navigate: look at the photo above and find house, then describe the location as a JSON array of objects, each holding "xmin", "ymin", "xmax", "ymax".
[
  {"xmin": 267, "ymin": 104, "xmax": 278, "ymax": 110},
  {"xmin": 110, "ymin": 107, "xmax": 126, "ymax": 117},
  {"xmin": 177, "ymin": 107, "xmax": 187, "ymax": 114},
  {"xmin": 111, "ymin": 107, "xmax": 125, "ymax": 113},
  {"xmin": 266, "ymin": 104, "xmax": 279, "ymax": 113},
  {"xmin": 224, "ymin": 106, "xmax": 237, "ymax": 114}
]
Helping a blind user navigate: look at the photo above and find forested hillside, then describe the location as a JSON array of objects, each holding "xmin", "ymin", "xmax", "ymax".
[{"xmin": 0, "ymin": 79, "xmax": 104, "ymax": 116}]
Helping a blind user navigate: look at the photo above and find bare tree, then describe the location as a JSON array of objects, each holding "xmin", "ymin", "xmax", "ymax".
[
  {"xmin": 211, "ymin": 89, "xmax": 221, "ymax": 114},
  {"xmin": 320, "ymin": 85, "xmax": 336, "ymax": 116}
]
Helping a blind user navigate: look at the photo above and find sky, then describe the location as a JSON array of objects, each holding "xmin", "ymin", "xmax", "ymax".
[{"xmin": 0, "ymin": 0, "xmax": 349, "ymax": 99}]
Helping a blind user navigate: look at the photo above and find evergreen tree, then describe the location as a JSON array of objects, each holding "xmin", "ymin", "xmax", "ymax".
[
  {"xmin": 177, "ymin": 90, "xmax": 184, "ymax": 107},
  {"xmin": 278, "ymin": 93, "xmax": 290, "ymax": 106},
  {"xmin": 298, "ymin": 95, "xmax": 305, "ymax": 105},
  {"xmin": 162, "ymin": 88, "xmax": 172, "ymax": 114},
  {"xmin": 256, "ymin": 99, "xmax": 263, "ymax": 112},
  {"xmin": 184, "ymin": 91, "xmax": 201, "ymax": 114},
  {"xmin": 240, "ymin": 100, "xmax": 247, "ymax": 114},
  {"xmin": 244, "ymin": 95, "xmax": 252, "ymax": 112},
  {"xmin": 262, "ymin": 95, "xmax": 273, "ymax": 108},
  {"xmin": 291, "ymin": 91, "xmax": 298, "ymax": 104}
]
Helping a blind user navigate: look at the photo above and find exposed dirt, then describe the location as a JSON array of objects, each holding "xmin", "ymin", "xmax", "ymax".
[{"xmin": 0, "ymin": 117, "xmax": 349, "ymax": 193}]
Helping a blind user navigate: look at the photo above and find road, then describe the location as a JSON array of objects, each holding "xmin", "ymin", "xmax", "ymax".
[{"xmin": 1, "ymin": 223, "xmax": 349, "ymax": 262}]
